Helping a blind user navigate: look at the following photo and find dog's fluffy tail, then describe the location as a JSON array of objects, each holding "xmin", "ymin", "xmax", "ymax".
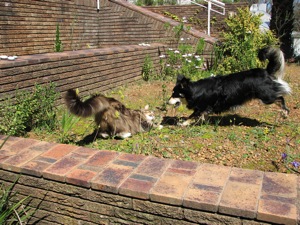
[
  {"xmin": 258, "ymin": 47, "xmax": 292, "ymax": 95},
  {"xmin": 64, "ymin": 89, "xmax": 101, "ymax": 118},
  {"xmin": 258, "ymin": 46, "xmax": 285, "ymax": 79}
]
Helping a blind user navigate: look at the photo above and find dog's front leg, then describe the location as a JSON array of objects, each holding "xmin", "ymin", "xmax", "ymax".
[
  {"xmin": 194, "ymin": 113, "xmax": 208, "ymax": 125},
  {"xmin": 179, "ymin": 110, "xmax": 205, "ymax": 126},
  {"xmin": 179, "ymin": 118, "xmax": 193, "ymax": 126}
]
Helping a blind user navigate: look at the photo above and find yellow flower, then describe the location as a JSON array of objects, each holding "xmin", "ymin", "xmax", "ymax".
[{"xmin": 114, "ymin": 110, "xmax": 120, "ymax": 119}]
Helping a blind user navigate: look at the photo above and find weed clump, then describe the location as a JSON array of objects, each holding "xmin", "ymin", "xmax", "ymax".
[{"xmin": 0, "ymin": 82, "xmax": 58, "ymax": 136}]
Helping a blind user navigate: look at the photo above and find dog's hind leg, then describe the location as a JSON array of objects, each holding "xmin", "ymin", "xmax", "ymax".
[
  {"xmin": 261, "ymin": 96, "xmax": 289, "ymax": 118},
  {"xmin": 276, "ymin": 96, "xmax": 289, "ymax": 118}
]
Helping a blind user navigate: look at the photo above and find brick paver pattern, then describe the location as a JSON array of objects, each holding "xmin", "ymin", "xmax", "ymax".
[{"xmin": 0, "ymin": 135, "xmax": 299, "ymax": 225}]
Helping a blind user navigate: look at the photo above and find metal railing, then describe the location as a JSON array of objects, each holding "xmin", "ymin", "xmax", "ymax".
[{"xmin": 191, "ymin": 0, "xmax": 225, "ymax": 36}]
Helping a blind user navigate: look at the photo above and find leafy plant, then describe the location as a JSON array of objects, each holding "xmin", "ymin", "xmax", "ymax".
[
  {"xmin": 30, "ymin": 82, "xmax": 58, "ymax": 130},
  {"xmin": 163, "ymin": 11, "xmax": 181, "ymax": 22},
  {"xmin": 0, "ymin": 92, "xmax": 32, "ymax": 136},
  {"xmin": 160, "ymin": 84, "xmax": 168, "ymax": 111},
  {"xmin": 157, "ymin": 38, "xmax": 211, "ymax": 81},
  {"xmin": 251, "ymin": 126, "xmax": 274, "ymax": 142},
  {"xmin": 0, "ymin": 180, "xmax": 34, "ymax": 224},
  {"xmin": 135, "ymin": 0, "xmax": 144, "ymax": 6},
  {"xmin": 0, "ymin": 83, "xmax": 58, "ymax": 136},
  {"xmin": 54, "ymin": 23, "xmax": 63, "ymax": 52},
  {"xmin": 144, "ymin": 0, "xmax": 154, "ymax": 6},
  {"xmin": 214, "ymin": 7, "xmax": 278, "ymax": 74},
  {"xmin": 142, "ymin": 55, "xmax": 155, "ymax": 81},
  {"xmin": 58, "ymin": 110, "xmax": 81, "ymax": 143},
  {"xmin": 173, "ymin": 22, "xmax": 190, "ymax": 42}
]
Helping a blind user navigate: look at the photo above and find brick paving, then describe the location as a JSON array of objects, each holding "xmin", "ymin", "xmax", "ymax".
[{"xmin": 0, "ymin": 135, "xmax": 299, "ymax": 225}]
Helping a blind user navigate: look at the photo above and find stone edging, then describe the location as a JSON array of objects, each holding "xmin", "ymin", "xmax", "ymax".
[{"xmin": 0, "ymin": 135, "xmax": 299, "ymax": 224}]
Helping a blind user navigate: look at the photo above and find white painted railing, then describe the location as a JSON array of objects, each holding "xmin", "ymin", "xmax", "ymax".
[{"xmin": 191, "ymin": 0, "xmax": 225, "ymax": 36}]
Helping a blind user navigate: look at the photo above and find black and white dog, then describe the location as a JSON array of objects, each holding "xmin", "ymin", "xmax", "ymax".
[{"xmin": 168, "ymin": 47, "xmax": 291, "ymax": 125}]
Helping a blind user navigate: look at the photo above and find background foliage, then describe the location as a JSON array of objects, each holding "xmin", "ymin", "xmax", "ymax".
[
  {"xmin": 213, "ymin": 8, "xmax": 278, "ymax": 75},
  {"xmin": 0, "ymin": 83, "xmax": 58, "ymax": 136}
]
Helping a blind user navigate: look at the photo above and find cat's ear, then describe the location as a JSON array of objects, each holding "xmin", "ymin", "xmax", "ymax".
[{"xmin": 144, "ymin": 105, "xmax": 149, "ymax": 110}]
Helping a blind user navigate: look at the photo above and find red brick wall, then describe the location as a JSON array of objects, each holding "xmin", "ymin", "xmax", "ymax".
[
  {"xmin": 0, "ymin": 0, "xmax": 99, "ymax": 55},
  {"xmin": 0, "ymin": 44, "xmax": 166, "ymax": 104},
  {"xmin": 145, "ymin": 3, "xmax": 248, "ymax": 37},
  {"xmin": 1, "ymin": 135, "xmax": 298, "ymax": 224},
  {"xmin": 1, "ymin": 170, "xmax": 274, "ymax": 225},
  {"xmin": 0, "ymin": 0, "xmax": 216, "ymax": 56},
  {"xmin": 0, "ymin": 0, "xmax": 217, "ymax": 103}
]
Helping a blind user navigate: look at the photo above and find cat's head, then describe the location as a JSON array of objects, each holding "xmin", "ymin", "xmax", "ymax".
[
  {"xmin": 142, "ymin": 105, "xmax": 155, "ymax": 122},
  {"xmin": 141, "ymin": 105, "xmax": 163, "ymax": 130}
]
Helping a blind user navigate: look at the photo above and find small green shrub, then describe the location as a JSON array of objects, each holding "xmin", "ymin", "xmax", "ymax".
[
  {"xmin": 142, "ymin": 55, "xmax": 156, "ymax": 81},
  {"xmin": 0, "ymin": 82, "xmax": 58, "ymax": 136},
  {"xmin": 58, "ymin": 110, "xmax": 81, "ymax": 143},
  {"xmin": 157, "ymin": 38, "xmax": 212, "ymax": 81},
  {"xmin": 160, "ymin": 83, "xmax": 168, "ymax": 111},
  {"xmin": 157, "ymin": 0, "xmax": 164, "ymax": 5},
  {"xmin": 54, "ymin": 23, "xmax": 63, "ymax": 52},
  {"xmin": 214, "ymin": 8, "xmax": 278, "ymax": 74},
  {"xmin": 144, "ymin": 0, "xmax": 154, "ymax": 6},
  {"xmin": 30, "ymin": 82, "xmax": 58, "ymax": 130},
  {"xmin": 173, "ymin": 22, "xmax": 191, "ymax": 42},
  {"xmin": 135, "ymin": 0, "xmax": 143, "ymax": 6},
  {"xmin": 163, "ymin": 11, "xmax": 181, "ymax": 22}
]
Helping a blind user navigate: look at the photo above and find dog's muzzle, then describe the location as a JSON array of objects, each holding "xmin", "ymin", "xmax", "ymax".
[{"xmin": 168, "ymin": 97, "xmax": 181, "ymax": 108}]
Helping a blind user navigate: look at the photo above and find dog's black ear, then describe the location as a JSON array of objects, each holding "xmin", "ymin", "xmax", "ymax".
[
  {"xmin": 177, "ymin": 74, "xmax": 185, "ymax": 82},
  {"xmin": 177, "ymin": 74, "xmax": 190, "ymax": 83},
  {"xmin": 181, "ymin": 79, "xmax": 189, "ymax": 89},
  {"xmin": 177, "ymin": 74, "xmax": 190, "ymax": 88}
]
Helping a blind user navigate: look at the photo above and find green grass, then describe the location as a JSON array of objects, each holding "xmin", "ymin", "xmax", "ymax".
[{"xmin": 23, "ymin": 65, "xmax": 300, "ymax": 174}]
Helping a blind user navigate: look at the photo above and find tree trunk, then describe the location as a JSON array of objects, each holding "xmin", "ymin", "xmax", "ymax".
[{"xmin": 270, "ymin": 0, "xmax": 294, "ymax": 59}]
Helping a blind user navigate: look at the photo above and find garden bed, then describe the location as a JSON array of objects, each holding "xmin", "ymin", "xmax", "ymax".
[{"xmin": 28, "ymin": 63, "xmax": 300, "ymax": 174}]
